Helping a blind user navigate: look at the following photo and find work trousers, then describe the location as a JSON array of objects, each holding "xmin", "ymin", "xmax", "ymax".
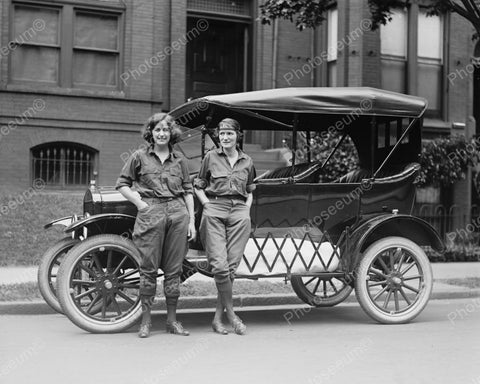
[
  {"xmin": 200, "ymin": 197, "xmax": 251, "ymax": 284},
  {"xmin": 133, "ymin": 197, "xmax": 189, "ymax": 299}
]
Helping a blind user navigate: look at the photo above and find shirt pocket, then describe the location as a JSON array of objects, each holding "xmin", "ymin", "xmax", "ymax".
[
  {"xmin": 140, "ymin": 164, "xmax": 161, "ymax": 175},
  {"xmin": 167, "ymin": 166, "xmax": 183, "ymax": 193},
  {"xmin": 210, "ymin": 171, "xmax": 230, "ymax": 192},
  {"xmin": 211, "ymin": 170, "xmax": 229, "ymax": 179},
  {"xmin": 139, "ymin": 166, "xmax": 161, "ymax": 188},
  {"xmin": 232, "ymin": 170, "xmax": 248, "ymax": 193}
]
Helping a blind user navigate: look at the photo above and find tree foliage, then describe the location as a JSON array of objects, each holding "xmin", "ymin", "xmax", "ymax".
[
  {"xmin": 259, "ymin": 0, "xmax": 480, "ymax": 38},
  {"xmin": 416, "ymin": 135, "xmax": 480, "ymax": 187},
  {"xmin": 259, "ymin": 0, "xmax": 335, "ymax": 31}
]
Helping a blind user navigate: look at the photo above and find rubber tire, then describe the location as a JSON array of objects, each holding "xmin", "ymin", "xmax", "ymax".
[
  {"xmin": 291, "ymin": 275, "xmax": 353, "ymax": 307},
  {"xmin": 37, "ymin": 237, "xmax": 79, "ymax": 314},
  {"xmin": 57, "ymin": 234, "xmax": 143, "ymax": 333},
  {"xmin": 355, "ymin": 236, "xmax": 433, "ymax": 324}
]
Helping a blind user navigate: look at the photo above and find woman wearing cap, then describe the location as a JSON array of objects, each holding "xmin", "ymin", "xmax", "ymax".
[
  {"xmin": 194, "ymin": 118, "xmax": 255, "ymax": 335},
  {"xmin": 116, "ymin": 113, "xmax": 196, "ymax": 338}
]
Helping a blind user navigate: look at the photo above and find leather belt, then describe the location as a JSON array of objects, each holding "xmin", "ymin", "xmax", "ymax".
[
  {"xmin": 207, "ymin": 194, "xmax": 246, "ymax": 202},
  {"xmin": 142, "ymin": 196, "xmax": 178, "ymax": 204}
]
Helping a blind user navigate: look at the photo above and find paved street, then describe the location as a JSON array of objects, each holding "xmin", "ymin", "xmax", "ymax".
[{"xmin": 0, "ymin": 299, "xmax": 479, "ymax": 384}]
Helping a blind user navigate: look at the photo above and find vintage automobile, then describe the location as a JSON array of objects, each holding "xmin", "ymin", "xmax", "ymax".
[{"xmin": 39, "ymin": 87, "xmax": 445, "ymax": 333}]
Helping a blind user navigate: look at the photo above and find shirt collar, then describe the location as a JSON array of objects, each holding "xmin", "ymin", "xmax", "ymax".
[
  {"xmin": 215, "ymin": 147, "xmax": 248, "ymax": 160},
  {"xmin": 147, "ymin": 145, "xmax": 180, "ymax": 161}
]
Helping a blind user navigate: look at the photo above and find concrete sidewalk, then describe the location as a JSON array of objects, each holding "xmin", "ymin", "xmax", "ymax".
[{"xmin": 0, "ymin": 262, "xmax": 479, "ymax": 315}]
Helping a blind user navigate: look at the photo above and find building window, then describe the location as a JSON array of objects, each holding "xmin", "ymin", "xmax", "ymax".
[
  {"xmin": 417, "ymin": 8, "xmax": 443, "ymax": 114},
  {"xmin": 381, "ymin": 7, "xmax": 443, "ymax": 117},
  {"xmin": 11, "ymin": 5, "xmax": 60, "ymax": 84},
  {"xmin": 380, "ymin": 9, "xmax": 407, "ymax": 93},
  {"xmin": 73, "ymin": 12, "xmax": 119, "ymax": 87},
  {"xmin": 187, "ymin": 0, "xmax": 252, "ymax": 17},
  {"xmin": 11, "ymin": 2, "xmax": 122, "ymax": 89},
  {"xmin": 327, "ymin": 8, "xmax": 338, "ymax": 86},
  {"xmin": 31, "ymin": 143, "xmax": 96, "ymax": 188}
]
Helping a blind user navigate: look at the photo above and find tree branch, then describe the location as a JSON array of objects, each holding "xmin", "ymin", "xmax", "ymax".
[
  {"xmin": 446, "ymin": 1, "xmax": 475, "ymax": 23},
  {"xmin": 367, "ymin": 0, "xmax": 410, "ymax": 30},
  {"xmin": 462, "ymin": 0, "xmax": 480, "ymax": 20},
  {"xmin": 259, "ymin": 0, "xmax": 480, "ymax": 38},
  {"xmin": 452, "ymin": 0, "xmax": 480, "ymax": 35}
]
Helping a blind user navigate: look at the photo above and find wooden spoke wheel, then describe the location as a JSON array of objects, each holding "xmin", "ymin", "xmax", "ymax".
[
  {"xmin": 57, "ymin": 235, "xmax": 142, "ymax": 333},
  {"xmin": 37, "ymin": 237, "xmax": 79, "ymax": 314},
  {"xmin": 355, "ymin": 236, "xmax": 433, "ymax": 324},
  {"xmin": 291, "ymin": 275, "xmax": 353, "ymax": 307}
]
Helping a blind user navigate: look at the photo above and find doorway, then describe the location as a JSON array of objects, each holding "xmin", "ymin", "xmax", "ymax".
[
  {"xmin": 473, "ymin": 63, "xmax": 480, "ymax": 207},
  {"xmin": 475, "ymin": 65, "xmax": 480, "ymax": 136},
  {"xmin": 186, "ymin": 17, "xmax": 249, "ymax": 100},
  {"xmin": 474, "ymin": 41, "xmax": 480, "ymax": 136}
]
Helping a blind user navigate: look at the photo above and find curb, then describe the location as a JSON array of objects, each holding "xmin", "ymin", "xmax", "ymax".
[{"xmin": 1, "ymin": 289, "xmax": 480, "ymax": 316}]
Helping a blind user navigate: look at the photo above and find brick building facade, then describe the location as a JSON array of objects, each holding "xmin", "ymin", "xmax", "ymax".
[{"xmin": 0, "ymin": 0, "xmax": 476, "ymax": 192}]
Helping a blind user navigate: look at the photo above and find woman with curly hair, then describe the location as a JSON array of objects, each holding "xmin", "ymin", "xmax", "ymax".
[{"xmin": 116, "ymin": 113, "xmax": 195, "ymax": 338}]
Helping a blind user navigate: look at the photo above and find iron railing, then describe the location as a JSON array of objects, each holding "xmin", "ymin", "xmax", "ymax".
[{"xmin": 32, "ymin": 145, "xmax": 94, "ymax": 187}]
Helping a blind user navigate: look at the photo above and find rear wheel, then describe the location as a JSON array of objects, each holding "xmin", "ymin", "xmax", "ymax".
[
  {"xmin": 355, "ymin": 236, "xmax": 433, "ymax": 324},
  {"xmin": 57, "ymin": 234, "xmax": 142, "ymax": 333},
  {"xmin": 291, "ymin": 275, "xmax": 353, "ymax": 307},
  {"xmin": 37, "ymin": 237, "xmax": 79, "ymax": 313}
]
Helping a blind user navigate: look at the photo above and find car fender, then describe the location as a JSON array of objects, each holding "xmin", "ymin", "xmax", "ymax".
[
  {"xmin": 64, "ymin": 213, "xmax": 136, "ymax": 238},
  {"xmin": 44, "ymin": 215, "xmax": 82, "ymax": 230},
  {"xmin": 348, "ymin": 213, "xmax": 445, "ymax": 267}
]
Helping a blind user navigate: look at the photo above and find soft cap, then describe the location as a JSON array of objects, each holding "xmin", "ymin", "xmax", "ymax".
[{"xmin": 218, "ymin": 118, "xmax": 241, "ymax": 132}]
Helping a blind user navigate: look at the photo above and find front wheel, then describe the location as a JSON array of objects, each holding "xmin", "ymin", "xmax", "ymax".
[
  {"xmin": 57, "ymin": 234, "xmax": 143, "ymax": 333},
  {"xmin": 355, "ymin": 236, "xmax": 433, "ymax": 324},
  {"xmin": 291, "ymin": 275, "xmax": 353, "ymax": 307},
  {"xmin": 37, "ymin": 237, "xmax": 79, "ymax": 313}
]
